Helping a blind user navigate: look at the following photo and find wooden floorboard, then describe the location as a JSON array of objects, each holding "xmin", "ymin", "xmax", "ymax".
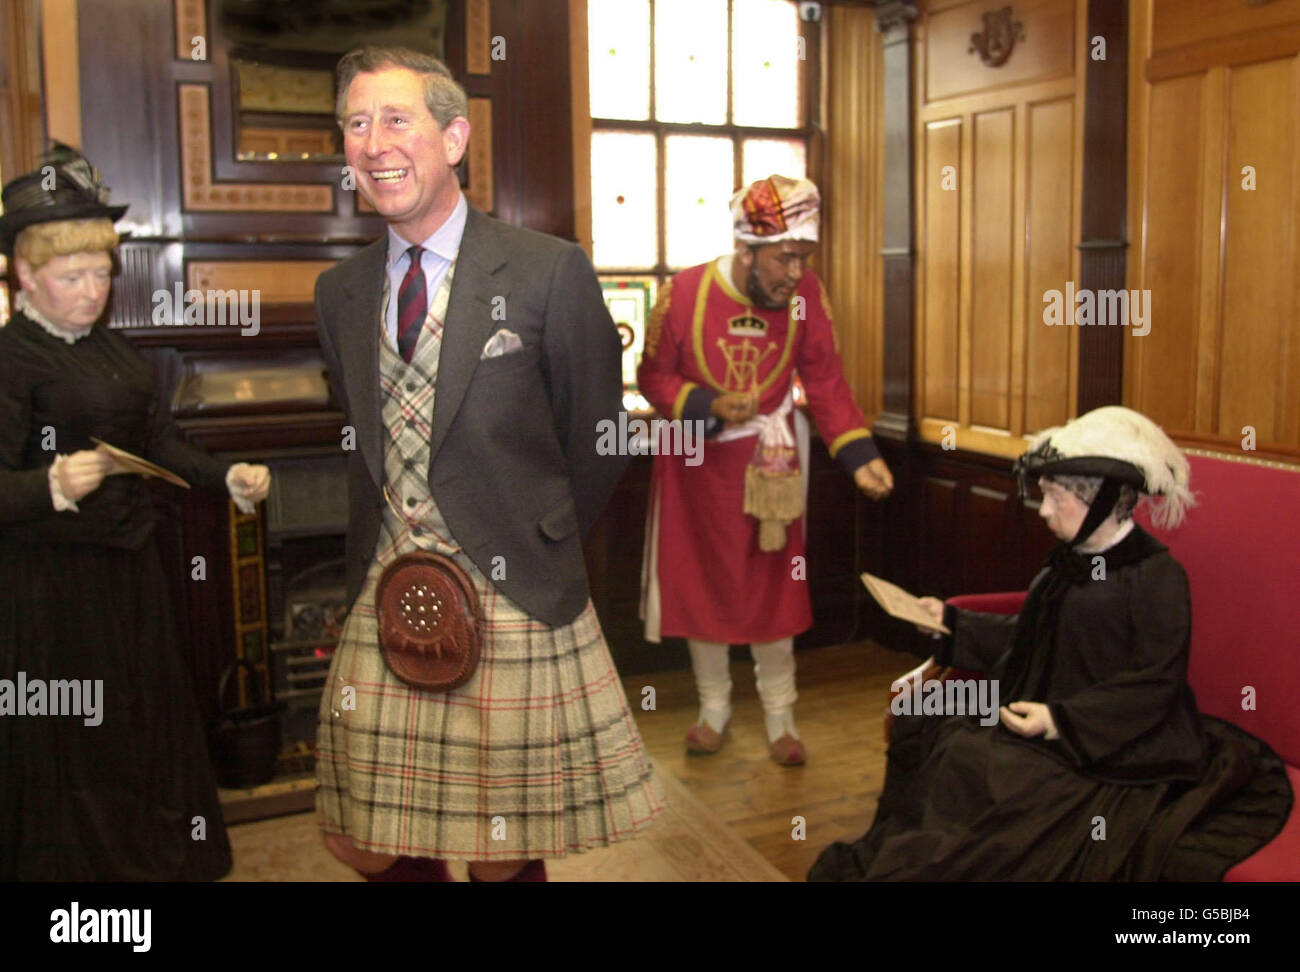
[
  {"xmin": 625, "ymin": 639, "xmax": 917, "ymax": 882},
  {"xmin": 221, "ymin": 638, "xmax": 917, "ymax": 881}
]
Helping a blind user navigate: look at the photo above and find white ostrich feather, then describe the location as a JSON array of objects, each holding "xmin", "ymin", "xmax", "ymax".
[{"xmin": 1027, "ymin": 406, "xmax": 1195, "ymax": 528}]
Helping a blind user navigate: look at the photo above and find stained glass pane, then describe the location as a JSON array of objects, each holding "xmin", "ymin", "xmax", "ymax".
[
  {"xmin": 591, "ymin": 131, "xmax": 658, "ymax": 269},
  {"xmin": 654, "ymin": 0, "xmax": 728, "ymax": 124},
  {"xmin": 742, "ymin": 137, "xmax": 806, "ymax": 186},
  {"xmin": 665, "ymin": 135, "xmax": 735, "ymax": 269},
  {"xmin": 588, "ymin": 0, "xmax": 651, "ymax": 121},
  {"xmin": 731, "ymin": 0, "xmax": 801, "ymax": 128},
  {"xmin": 600, "ymin": 275, "xmax": 658, "ymax": 396}
]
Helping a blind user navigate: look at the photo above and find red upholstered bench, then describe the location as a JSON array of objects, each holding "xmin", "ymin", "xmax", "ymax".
[{"xmin": 941, "ymin": 452, "xmax": 1299, "ymax": 881}]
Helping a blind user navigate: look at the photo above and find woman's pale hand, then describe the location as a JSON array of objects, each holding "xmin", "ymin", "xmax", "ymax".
[
  {"xmin": 915, "ymin": 596, "xmax": 945, "ymax": 636},
  {"xmin": 226, "ymin": 463, "xmax": 271, "ymax": 513},
  {"xmin": 1000, "ymin": 701, "xmax": 1059, "ymax": 740},
  {"xmin": 57, "ymin": 450, "xmax": 114, "ymax": 501}
]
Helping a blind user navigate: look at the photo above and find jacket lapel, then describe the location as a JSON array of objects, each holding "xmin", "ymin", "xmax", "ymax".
[
  {"xmin": 429, "ymin": 206, "xmax": 508, "ymax": 460},
  {"xmin": 336, "ymin": 238, "xmax": 387, "ymax": 487}
]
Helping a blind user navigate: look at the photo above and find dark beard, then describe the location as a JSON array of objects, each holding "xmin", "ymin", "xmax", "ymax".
[{"xmin": 745, "ymin": 264, "xmax": 788, "ymax": 310}]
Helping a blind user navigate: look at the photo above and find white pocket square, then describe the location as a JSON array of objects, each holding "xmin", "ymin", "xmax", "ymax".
[{"xmin": 481, "ymin": 329, "xmax": 524, "ymax": 359}]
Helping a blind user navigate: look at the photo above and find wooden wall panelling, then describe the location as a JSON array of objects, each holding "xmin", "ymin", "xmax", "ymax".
[
  {"xmin": 920, "ymin": 118, "xmax": 962, "ymax": 423},
  {"xmin": 1220, "ymin": 59, "xmax": 1294, "ymax": 444},
  {"xmin": 970, "ymin": 107, "xmax": 1014, "ymax": 430},
  {"xmin": 0, "ymin": 0, "xmax": 44, "ymax": 190},
  {"xmin": 1147, "ymin": 0, "xmax": 1300, "ymax": 80},
  {"xmin": 1128, "ymin": 71, "xmax": 1205, "ymax": 430},
  {"xmin": 567, "ymin": 0, "xmax": 593, "ymax": 256},
  {"xmin": 77, "ymin": 0, "xmax": 176, "ymax": 238},
  {"xmin": 920, "ymin": 473, "xmax": 961, "ymax": 595},
  {"xmin": 1128, "ymin": 0, "xmax": 1300, "ymax": 451},
  {"xmin": 913, "ymin": 0, "xmax": 1082, "ymax": 460},
  {"xmin": 926, "ymin": 0, "xmax": 1075, "ymax": 102},
  {"xmin": 1192, "ymin": 68, "xmax": 1226, "ymax": 435},
  {"xmin": 1025, "ymin": 96, "xmax": 1075, "ymax": 431},
  {"xmin": 41, "ymin": 0, "xmax": 79, "ymax": 147},
  {"xmin": 185, "ymin": 260, "xmax": 336, "ymax": 303},
  {"xmin": 825, "ymin": 3, "xmax": 884, "ymax": 420},
  {"xmin": 486, "ymin": 0, "xmax": 576, "ymax": 240},
  {"xmin": 1288, "ymin": 57, "xmax": 1300, "ymax": 446}
]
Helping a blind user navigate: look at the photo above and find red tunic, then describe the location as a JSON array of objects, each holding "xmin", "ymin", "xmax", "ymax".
[{"xmin": 637, "ymin": 258, "xmax": 877, "ymax": 644}]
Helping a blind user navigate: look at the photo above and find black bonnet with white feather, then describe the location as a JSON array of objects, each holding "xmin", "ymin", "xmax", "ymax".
[{"xmin": 1013, "ymin": 406, "xmax": 1195, "ymax": 532}]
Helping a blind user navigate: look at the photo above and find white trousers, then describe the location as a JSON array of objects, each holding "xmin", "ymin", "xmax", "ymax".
[{"xmin": 688, "ymin": 637, "xmax": 798, "ymax": 742}]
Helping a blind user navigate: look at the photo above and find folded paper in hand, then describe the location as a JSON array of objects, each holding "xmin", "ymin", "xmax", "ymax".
[
  {"xmin": 860, "ymin": 572, "xmax": 950, "ymax": 634},
  {"xmin": 481, "ymin": 329, "xmax": 523, "ymax": 359},
  {"xmin": 91, "ymin": 437, "xmax": 190, "ymax": 489}
]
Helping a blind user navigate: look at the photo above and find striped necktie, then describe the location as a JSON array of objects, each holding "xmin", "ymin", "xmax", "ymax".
[{"xmin": 396, "ymin": 244, "xmax": 427, "ymax": 363}]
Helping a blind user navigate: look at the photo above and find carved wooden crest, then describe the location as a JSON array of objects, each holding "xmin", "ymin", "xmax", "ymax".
[{"xmin": 968, "ymin": 6, "xmax": 1025, "ymax": 68}]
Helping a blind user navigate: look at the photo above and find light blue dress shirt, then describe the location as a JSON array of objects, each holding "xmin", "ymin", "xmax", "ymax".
[{"xmin": 383, "ymin": 192, "xmax": 468, "ymax": 347}]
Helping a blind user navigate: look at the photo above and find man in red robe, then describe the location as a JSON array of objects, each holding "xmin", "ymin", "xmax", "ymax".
[{"xmin": 638, "ymin": 175, "xmax": 894, "ymax": 765}]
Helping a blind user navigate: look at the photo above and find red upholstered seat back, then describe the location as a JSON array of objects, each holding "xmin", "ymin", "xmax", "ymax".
[{"xmin": 1136, "ymin": 453, "xmax": 1300, "ymax": 767}]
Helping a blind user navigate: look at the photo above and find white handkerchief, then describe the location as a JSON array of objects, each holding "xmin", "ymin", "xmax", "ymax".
[{"xmin": 481, "ymin": 328, "xmax": 524, "ymax": 359}]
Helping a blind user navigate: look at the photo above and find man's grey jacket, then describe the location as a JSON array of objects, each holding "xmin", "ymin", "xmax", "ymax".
[{"xmin": 314, "ymin": 205, "xmax": 628, "ymax": 627}]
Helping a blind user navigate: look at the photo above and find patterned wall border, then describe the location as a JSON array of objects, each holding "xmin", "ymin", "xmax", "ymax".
[
  {"xmin": 179, "ymin": 84, "xmax": 334, "ymax": 212},
  {"xmin": 467, "ymin": 97, "xmax": 493, "ymax": 212},
  {"xmin": 186, "ymin": 260, "xmax": 337, "ymax": 304},
  {"xmin": 467, "ymin": 0, "xmax": 491, "ymax": 74},
  {"xmin": 175, "ymin": 0, "xmax": 205, "ymax": 60},
  {"xmin": 1182, "ymin": 447, "xmax": 1300, "ymax": 473}
]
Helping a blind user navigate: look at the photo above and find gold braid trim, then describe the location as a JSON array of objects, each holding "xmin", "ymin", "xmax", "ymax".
[
  {"xmin": 644, "ymin": 278, "xmax": 674, "ymax": 359},
  {"xmin": 829, "ymin": 428, "xmax": 871, "ymax": 458},
  {"xmin": 817, "ymin": 277, "xmax": 841, "ymax": 355}
]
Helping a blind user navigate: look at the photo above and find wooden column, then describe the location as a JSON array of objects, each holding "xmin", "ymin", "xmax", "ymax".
[
  {"xmin": 864, "ymin": 0, "xmax": 921, "ymax": 598},
  {"xmin": 1076, "ymin": 0, "xmax": 1128, "ymax": 413},
  {"xmin": 873, "ymin": 0, "xmax": 919, "ymax": 444}
]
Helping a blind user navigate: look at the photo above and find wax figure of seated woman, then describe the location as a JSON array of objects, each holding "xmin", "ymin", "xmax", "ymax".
[{"xmin": 809, "ymin": 406, "xmax": 1273, "ymax": 882}]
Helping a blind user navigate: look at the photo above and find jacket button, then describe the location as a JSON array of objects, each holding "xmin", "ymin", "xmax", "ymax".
[
  {"xmin": 406, "ymin": 381, "xmax": 416, "ymax": 392},
  {"xmin": 412, "ymin": 527, "xmax": 423, "ymax": 537},
  {"xmin": 406, "ymin": 497, "xmax": 416, "ymax": 507}
]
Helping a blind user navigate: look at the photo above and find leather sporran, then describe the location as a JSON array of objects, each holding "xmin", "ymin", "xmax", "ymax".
[{"xmin": 375, "ymin": 552, "xmax": 482, "ymax": 692}]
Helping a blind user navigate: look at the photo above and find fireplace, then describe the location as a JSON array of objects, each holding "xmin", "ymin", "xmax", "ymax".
[{"xmin": 263, "ymin": 455, "xmax": 349, "ymax": 776}]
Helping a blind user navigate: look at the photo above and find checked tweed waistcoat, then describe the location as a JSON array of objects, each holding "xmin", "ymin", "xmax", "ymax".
[{"xmin": 314, "ymin": 256, "xmax": 664, "ymax": 861}]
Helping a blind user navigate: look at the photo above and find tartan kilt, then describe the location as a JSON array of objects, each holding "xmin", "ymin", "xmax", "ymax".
[{"xmin": 315, "ymin": 553, "xmax": 666, "ymax": 861}]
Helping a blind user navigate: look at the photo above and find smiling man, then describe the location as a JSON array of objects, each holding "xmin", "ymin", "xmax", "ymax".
[
  {"xmin": 312, "ymin": 47, "xmax": 662, "ymax": 884},
  {"xmin": 637, "ymin": 175, "xmax": 894, "ymax": 766}
]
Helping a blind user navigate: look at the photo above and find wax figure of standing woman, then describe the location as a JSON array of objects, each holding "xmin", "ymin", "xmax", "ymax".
[
  {"xmin": 638, "ymin": 176, "xmax": 893, "ymax": 766},
  {"xmin": 0, "ymin": 145, "xmax": 271, "ymax": 880},
  {"xmin": 810, "ymin": 406, "xmax": 1271, "ymax": 880},
  {"xmin": 314, "ymin": 47, "xmax": 661, "ymax": 883}
]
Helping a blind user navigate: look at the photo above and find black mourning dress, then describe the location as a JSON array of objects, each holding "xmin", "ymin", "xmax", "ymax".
[
  {"xmin": 810, "ymin": 525, "xmax": 1288, "ymax": 881},
  {"xmin": 0, "ymin": 310, "xmax": 233, "ymax": 880}
]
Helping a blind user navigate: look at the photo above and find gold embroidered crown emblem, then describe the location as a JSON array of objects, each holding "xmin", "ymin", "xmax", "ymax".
[{"xmin": 716, "ymin": 337, "xmax": 776, "ymax": 391}]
